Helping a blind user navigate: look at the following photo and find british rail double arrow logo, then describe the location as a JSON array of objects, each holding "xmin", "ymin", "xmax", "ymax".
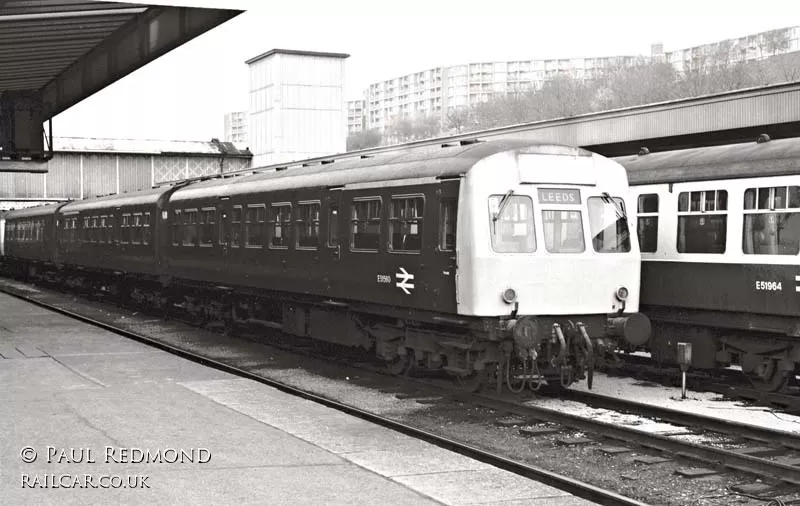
[{"xmin": 395, "ymin": 267, "xmax": 415, "ymax": 295}]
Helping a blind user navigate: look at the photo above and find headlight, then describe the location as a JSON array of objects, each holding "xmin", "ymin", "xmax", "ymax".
[
  {"xmin": 502, "ymin": 288, "xmax": 517, "ymax": 304},
  {"xmin": 615, "ymin": 286, "xmax": 629, "ymax": 301}
]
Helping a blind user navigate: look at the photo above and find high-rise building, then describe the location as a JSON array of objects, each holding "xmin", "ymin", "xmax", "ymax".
[
  {"xmin": 348, "ymin": 55, "xmax": 639, "ymax": 134},
  {"xmin": 347, "ymin": 98, "xmax": 365, "ymax": 134},
  {"xmin": 223, "ymin": 111, "xmax": 248, "ymax": 145},
  {"xmin": 346, "ymin": 25, "xmax": 800, "ymax": 135},
  {"xmin": 653, "ymin": 26, "xmax": 800, "ymax": 73},
  {"xmin": 246, "ymin": 48, "xmax": 349, "ymax": 167}
]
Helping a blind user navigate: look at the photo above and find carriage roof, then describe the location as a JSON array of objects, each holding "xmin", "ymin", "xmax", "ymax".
[
  {"xmin": 170, "ymin": 138, "xmax": 595, "ymax": 203},
  {"xmin": 615, "ymin": 136, "xmax": 800, "ymax": 186}
]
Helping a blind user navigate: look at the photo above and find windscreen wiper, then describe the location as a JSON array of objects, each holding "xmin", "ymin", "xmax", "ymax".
[
  {"xmin": 602, "ymin": 192, "xmax": 626, "ymax": 221},
  {"xmin": 493, "ymin": 189, "xmax": 515, "ymax": 222}
]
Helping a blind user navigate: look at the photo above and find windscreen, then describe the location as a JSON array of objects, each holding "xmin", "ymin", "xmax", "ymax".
[
  {"xmin": 488, "ymin": 194, "xmax": 536, "ymax": 253},
  {"xmin": 587, "ymin": 196, "xmax": 631, "ymax": 253}
]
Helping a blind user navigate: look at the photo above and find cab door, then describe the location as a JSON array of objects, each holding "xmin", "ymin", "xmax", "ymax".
[{"xmin": 433, "ymin": 178, "xmax": 461, "ymax": 314}]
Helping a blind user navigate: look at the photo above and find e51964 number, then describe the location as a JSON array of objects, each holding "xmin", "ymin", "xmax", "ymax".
[{"xmin": 755, "ymin": 280, "xmax": 782, "ymax": 291}]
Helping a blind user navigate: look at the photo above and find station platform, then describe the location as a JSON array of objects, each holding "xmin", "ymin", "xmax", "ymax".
[{"xmin": 1, "ymin": 291, "xmax": 598, "ymax": 505}]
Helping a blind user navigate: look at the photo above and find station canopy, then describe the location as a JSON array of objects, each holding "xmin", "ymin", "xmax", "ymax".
[{"xmin": 0, "ymin": 0, "xmax": 243, "ymax": 166}]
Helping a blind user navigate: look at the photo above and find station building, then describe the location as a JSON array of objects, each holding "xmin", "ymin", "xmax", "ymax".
[{"xmin": 0, "ymin": 137, "xmax": 252, "ymax": 211}]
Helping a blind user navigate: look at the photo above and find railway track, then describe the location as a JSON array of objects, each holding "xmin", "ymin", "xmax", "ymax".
[
  {"xmin": 0, "ymin": 280, "xmax": 645, "ymax": 506},
  {"xmin": 3, "ymin": 277, "xmax": 800, "ymax": 501},
  {"xmin": 463, "ymin": 389, "xmax": 800, "ymax": 487}
]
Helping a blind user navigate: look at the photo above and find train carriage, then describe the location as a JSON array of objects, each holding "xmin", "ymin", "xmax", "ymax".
[
  {"xmin": 160, "ymin": 139, "xmax": 651, "ymax": 390},
  {"xmin": 616, "ymin": 135, "xmax": 800, "ymax": 391},
  {"xmin": 1, "ymin": 203, "xmax": 62, "ymax": 276},
  {"xmin": 55, "ymin": 187, "xmax": 167, "ymax": 276}
]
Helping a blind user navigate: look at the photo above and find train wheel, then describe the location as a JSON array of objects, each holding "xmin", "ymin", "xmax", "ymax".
[{"xmin": 747, "ymin": 359, "xmax": 789, "ymax": 393}]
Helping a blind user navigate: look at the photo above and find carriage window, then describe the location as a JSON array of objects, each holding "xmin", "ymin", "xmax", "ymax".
[
  {"xmin": 439, "ymin": 198, "xmax": 456, "ymax": 251},
  {"xmin": 488, "ymin": 195, "xmax": 535, "ymax": 253},
  {"xmin": 181, "ymin": 210, "xmax": 197, "ymax": 246},
  {"xmin": 743, "ymin": 186, "xmax": 800, "ymax": 255},
  {"xmin": 542, "ymin": 210, "xmax": 584, "ymax": 253},
  {"xmin": 390, "ymin": 196, "xmax": 424, "ymax": 252},
  {"xmin": 231, "ymin": 206, "xmax": 242, "ymax": 247},
  {"xmin": 268, "ymin": 203, "xmax": 290, "ymax": 249},
  {"xmin": 588, "ymin": 196, "xmax": 631, "ymax": 253},
  {"xmin": 132, "ymin": 213, "xmax": 144, "ymax": 245},
  {"xmin": 328, "ymin": 204, "xmax": 340, "ymax": 247},
  {"xmin": 296, "ymin": 202, "xmax": 320, "ymax": 250},
  {"xmin": 351, "ymin": 198, "xmax": 382, "ymax": 251},
  {"xmin": 246, "ymin": 205, "xmax": 266, "ymax": 248},
  {"xmin": 199, "ymin": 208, "xmax": 215, "ymax": 247},
  {"xmin": 636, "ymin": 194, "xmax": 659, "ymax": 253},
  {"xmin": 677, "ymin": 190, "xmax": 727, "ymax": 254}
]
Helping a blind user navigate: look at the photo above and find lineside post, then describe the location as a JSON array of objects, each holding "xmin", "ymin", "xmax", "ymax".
[{"xmin": 676, "ymin": 342, "xmax": 692, "ymax": 400}]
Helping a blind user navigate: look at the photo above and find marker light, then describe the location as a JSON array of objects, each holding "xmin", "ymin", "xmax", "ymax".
[
  {"xmin": 502, "ymin": 288, "xmax": 517, "ymax": 304},
  {"xmin": 615, "ymin": 286, "xmax": 629, "ymax": 301}
]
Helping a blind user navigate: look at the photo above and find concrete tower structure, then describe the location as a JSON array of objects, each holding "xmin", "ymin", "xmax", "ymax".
[{"xmin": 246, "ymin": 49, "xmax": 349, "ymax": 167}]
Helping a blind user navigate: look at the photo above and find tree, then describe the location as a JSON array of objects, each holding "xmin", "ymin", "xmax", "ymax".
[
  {"xmin": 530, "ymin": 72, "xmax": 595, "ymax": 119},
  {"xmin": 597, "ymin": 61, "xmax": 678, "ymax": 109},
  {"xmin": 386, "ymin": 116, "xmax": 415, "ymax": 143},
  {"xmin": 386, "ymin": 114, "xmax": 442, "ymax": 144},
  {"xmin": 445, "ymin": 107, "xmax": 474, "ymax": 133},
  {"xmin": 415, "ymin": 114, "xmax": 441, "ymax": 139},
  {"xmin": 346, "ymin": 128, "xmax": 382, "ymax": 151},
  {"xmin": 471, "ymin": 99, "xmax": 508, "ymax": 130}
]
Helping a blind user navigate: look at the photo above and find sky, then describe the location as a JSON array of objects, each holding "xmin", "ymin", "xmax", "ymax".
[{"xmin": 51, "ymin": 0, "xmax": 800, "ymax": 142}]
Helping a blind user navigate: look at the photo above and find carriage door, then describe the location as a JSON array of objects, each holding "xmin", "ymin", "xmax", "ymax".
[
  {"xmin": 218, "ymin": 200, "xmax": 241, "ymax": 275},
  {"xmin": 434, "ymin": 178, "xmax": 461, "ymax": 313},
  {"xmin": 323, "ymin": 188, "xmax": 344, "ymax": 295}
]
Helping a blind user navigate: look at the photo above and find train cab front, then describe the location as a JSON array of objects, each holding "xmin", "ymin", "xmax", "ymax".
[{"xmin": 458, "ymin": 155, "xmax": 652, "ymax": 391}]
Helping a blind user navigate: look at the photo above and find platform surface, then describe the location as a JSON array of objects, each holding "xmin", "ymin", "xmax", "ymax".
[{"xmin": 0, "ymin": 291, "xmax": 597, "ymax": 505}]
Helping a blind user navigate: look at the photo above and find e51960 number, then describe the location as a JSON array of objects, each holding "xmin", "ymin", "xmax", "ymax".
[{"xmin": 755, "ymin": 280, "xmax": 783, "ymax": 291}]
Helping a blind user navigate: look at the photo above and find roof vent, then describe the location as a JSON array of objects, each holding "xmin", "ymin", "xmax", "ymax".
[
  {"xmin": 321, "ymin": 159, "xmax": 335, "ymax": 165},
  {"xmin": 757, "ymin": 133, "xmax": 771, "ymax": 143},
  {"xmin": 638, "ymin": 147, "xmax": 650, "ymax": 156},
  {"xmin": 442, "ymin": 138, "xmax": 482, "ymax": 148},
  {"xmin": 275, "ymin": 166, "xmax": 288, "ymax": 171}
]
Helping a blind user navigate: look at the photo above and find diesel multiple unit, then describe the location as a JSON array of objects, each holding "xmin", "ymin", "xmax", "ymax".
[{"xmin": 1, "ymin": 138, "xmax": 650, "ymax": 392}]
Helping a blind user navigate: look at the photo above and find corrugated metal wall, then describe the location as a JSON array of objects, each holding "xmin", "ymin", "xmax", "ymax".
[
  {"xmin": 0, "ymin": 152, "xmax": 252, "ymax": 210},
  {"xmin": 46, "ymin": 153, "xmax": 82, "ymax": 199},
  {"xmin": 0, "ymin": 173, "xmax": 45, "ymax": 198},
  {"xmin": 82, "ymin": 154, "xmax": 117, "ymax": 198},
  {"xmin": 118, "ymin": 155, "xmax": 152, "ymax": 193}
]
